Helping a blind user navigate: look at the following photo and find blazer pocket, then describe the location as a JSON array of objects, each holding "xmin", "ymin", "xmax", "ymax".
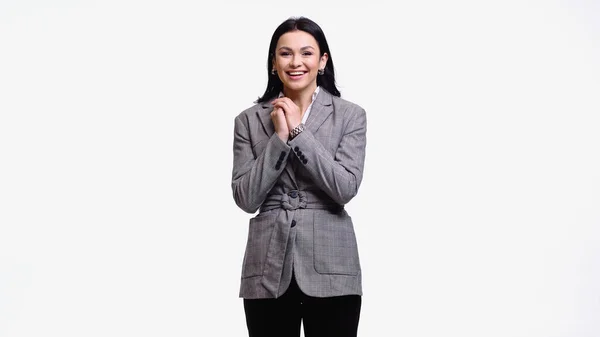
[
  {"xmin": 241, "ymin": 212, "xmax": 276, "ymax": 278},
  {"xmin": 313, "ymin": 210, "xmax": 361, "ymax": 275}
]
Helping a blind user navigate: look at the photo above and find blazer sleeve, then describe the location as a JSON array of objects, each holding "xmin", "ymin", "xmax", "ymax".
[
  {"xmin": 231, "ymin": 114, "xmax": 291, "ymax": 213},
  {"xmin": 287, "ymin": 106, "xmax": 367, "ymax": 205}
]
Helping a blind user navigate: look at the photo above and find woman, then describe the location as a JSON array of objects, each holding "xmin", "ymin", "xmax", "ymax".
[{"xmin": 231, "ymin": 16, "xmax": 367, "ymax": 337}]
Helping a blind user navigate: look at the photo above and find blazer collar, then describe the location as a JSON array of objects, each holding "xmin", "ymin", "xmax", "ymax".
[{"xmin": 257, "ymin": 88, "xmax": 334, "ymax": 137}]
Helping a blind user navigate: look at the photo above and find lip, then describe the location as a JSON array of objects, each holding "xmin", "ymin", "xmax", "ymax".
[{"xmin": 286, "ymin": 71, "xmax": 307, "ymax": 80}]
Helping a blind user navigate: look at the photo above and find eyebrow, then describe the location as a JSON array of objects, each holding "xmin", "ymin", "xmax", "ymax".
[{"xmin": 277, "ymin": 46, "xmax": 316, "ymax": 51}]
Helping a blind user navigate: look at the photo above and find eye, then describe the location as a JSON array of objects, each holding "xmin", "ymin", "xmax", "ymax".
[
  {"xmin": 303, "ymin": 52, "xmax": 313, "ymax": 56},
  {"xmin": 279, "ymin": 52, "xmax": 291, "ymax": 56}
]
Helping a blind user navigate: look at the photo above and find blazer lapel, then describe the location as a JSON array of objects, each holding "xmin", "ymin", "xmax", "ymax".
[
  {"xmin": 257, "ymin": 104, "xmax": 275, "ymax": 137},
  {"xmin": 304, "ymin": 89, "xmax": 333, "ymax": 135}
]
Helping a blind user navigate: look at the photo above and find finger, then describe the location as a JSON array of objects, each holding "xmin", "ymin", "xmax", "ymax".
[
  {"xmin": 271, "ymin": 109, "xmax": 284, "ymax": 121},
  {"xmin": 270, "ymin": 98, "xmax": 284, "ymax": 107},
  {"xmin": 279, "ymin": 97, "xmax": 298, "ymax": 109},
  {"xmin": 275, "ymin": 97, "xmax": 292, "ymax": 108},
  {"xmin": 273, "ymin": 101, "xmax": 292, "ymax": 114},
  {"xmin": 278, "ymin": 98, "xmax": 301, "ymax": 116}
]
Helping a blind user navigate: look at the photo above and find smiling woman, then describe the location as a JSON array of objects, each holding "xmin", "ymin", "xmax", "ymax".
[{"xmin": 231, "ymin": 16, "xmax": 367, "ymax": 337}]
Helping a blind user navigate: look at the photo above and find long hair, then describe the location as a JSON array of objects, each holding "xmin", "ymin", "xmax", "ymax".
[{"xmin": 256, "ymin": 17, "xmax": 341, "ymax": 103}]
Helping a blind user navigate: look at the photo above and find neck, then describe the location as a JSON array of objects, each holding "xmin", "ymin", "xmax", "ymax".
[{"xmin": 283, "ymin": 84, "xmax": 317, "ymax": 114}]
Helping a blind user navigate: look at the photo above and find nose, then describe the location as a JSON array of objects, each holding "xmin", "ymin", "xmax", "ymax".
[{"xmin": 290, "ymin": 54, "xmax": 302, "ymax": 68}]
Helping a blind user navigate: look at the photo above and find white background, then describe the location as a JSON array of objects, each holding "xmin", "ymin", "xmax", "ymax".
[{"xmin": 1, "ymin": 0, "xmax": 599, "ymax": 336}]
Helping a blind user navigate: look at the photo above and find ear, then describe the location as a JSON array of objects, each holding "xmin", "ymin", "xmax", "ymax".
[{"xmin": 319, "ymin": 52, "xmax": 329, "ymax": 70}]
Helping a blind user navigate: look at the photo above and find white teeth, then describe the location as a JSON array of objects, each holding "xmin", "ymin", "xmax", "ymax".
[{"xmin": 289, "ymin": 72, "xmax": 304, "ymax": 75}]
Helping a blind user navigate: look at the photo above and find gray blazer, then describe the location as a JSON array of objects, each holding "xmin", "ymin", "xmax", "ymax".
[{"xmin": 231, "ymin": 88, "xmax": 367, "ymax": 299}]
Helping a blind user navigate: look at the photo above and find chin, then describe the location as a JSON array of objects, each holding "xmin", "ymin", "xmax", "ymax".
[{"xmin": 284, "ymin": 82, "xmax": 310, "ymax": 92}]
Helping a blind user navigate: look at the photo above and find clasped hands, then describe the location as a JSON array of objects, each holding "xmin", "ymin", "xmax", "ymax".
[{"xmin": 270, "ymin": 97, "xmax": 302, "ymax": 142}]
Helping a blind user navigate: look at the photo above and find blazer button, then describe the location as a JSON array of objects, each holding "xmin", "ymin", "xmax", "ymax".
[
  {"xmin": 294, "ymin": 146, "xmax": 300, "ymax": 152},
  {"xmin": 291, "ymin": 220, "xmax": 297, "ymax": 228},
  {"xmin": 275, "ymin": 162, "xmax": 281, "ymax": 170},
  {"xmin": 296, "ymin": 150, "xmax": 303, "ymax": 156},
  {"xmin": 288, "ymin": 190, "xmax": 298, "ymax": 198},
  {"xmin": 279, "ymin": 151, "xmax": 287, "ymax": 160},
  {"xmin": 302, "ymin": 159, "xmax": 308, "ymax": 164}
]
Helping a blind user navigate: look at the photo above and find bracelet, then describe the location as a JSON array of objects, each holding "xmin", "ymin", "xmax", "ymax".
[{"xmin": 289, "ymin": 123, "xmax": 305, "ymax": 139}]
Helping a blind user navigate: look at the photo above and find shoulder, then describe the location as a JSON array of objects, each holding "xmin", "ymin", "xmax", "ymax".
[
  {"xmin": 234, "ymin": 101, "xmax": 269, "ymax": 124},
  {"xmin": 330, "ymin": 95, "xmax": 366, "ymax": 119},
  {"xmin": 317, "ymin": 89, "xmax": 365, "ymax": 115},
  {"xmin": 236, "ymin": 102, "xmax": 264, "ymax": 119}
]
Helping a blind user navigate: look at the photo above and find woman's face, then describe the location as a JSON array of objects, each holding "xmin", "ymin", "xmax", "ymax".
[{"xmin": 273, "ymin": 30, "xmax": 328, "ymax": 95}]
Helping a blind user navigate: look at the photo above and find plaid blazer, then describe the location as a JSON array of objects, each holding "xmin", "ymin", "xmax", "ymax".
[{"xmin": 231, "ymin": 88, "xmax": 367, "ymax": 299}]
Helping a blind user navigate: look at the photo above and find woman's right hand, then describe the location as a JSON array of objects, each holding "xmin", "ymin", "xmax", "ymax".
[{"xmin": 271, "ymin": 107, "xmax": 289, "ymax": 142}]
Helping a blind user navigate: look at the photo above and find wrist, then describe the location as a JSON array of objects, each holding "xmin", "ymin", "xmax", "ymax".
[{"xmin": 277, "ymin": 131, "xmax": 289, "ymax": 142}]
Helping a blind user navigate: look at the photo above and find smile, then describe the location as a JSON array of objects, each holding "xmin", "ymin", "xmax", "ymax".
[{"xmin": 286, "ymin": 71, "xmax": 307, "ymax": 79}]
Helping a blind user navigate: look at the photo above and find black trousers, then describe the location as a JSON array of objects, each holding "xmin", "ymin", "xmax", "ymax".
[{"xmin": 243, "ymin": 275, "xmax": 361, "ymax": 337}]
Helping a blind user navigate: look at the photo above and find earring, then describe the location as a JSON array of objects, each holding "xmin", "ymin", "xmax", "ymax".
[
  {"xmin": 318, "ymin": 68, "xmax": 325, "ymax": 75},
  {"xmin": 271, "ymin": 68, "xmax": 276, "ymax": 75}
]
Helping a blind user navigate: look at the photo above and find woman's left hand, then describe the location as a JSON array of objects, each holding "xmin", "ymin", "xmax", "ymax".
[{"xmin": 271, "ymin": 97, "xmax": 302, "ymax": 131}]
